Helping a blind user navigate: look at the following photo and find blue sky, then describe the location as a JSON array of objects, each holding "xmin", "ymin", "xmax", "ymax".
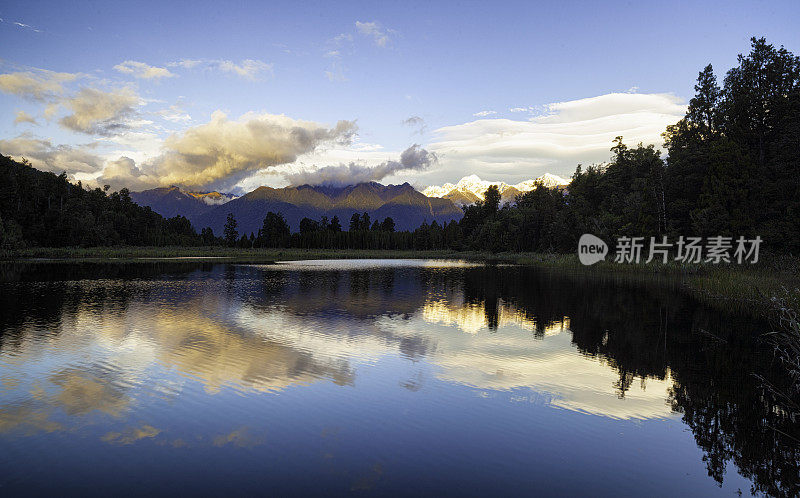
[{"xmin": 1, "ymin": 0, "xmax": 799, "ymax": 193}]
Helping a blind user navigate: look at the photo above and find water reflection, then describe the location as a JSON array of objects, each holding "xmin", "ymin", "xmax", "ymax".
[{"xmin": 0, "ymin": 260, "xmax": 797, "ymax": 496}]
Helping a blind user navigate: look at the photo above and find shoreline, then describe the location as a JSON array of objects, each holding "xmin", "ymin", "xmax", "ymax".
[{"xmin": 2, "ymin": 246, "xmax": 798, "ymax": 319}]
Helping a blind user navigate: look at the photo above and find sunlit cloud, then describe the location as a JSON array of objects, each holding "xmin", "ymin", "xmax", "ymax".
[
  {"xmin": 0, "ymin": 133, "xmax": 104, "ymax": 174},
  {"xmin": 91, "ymin": 111, "xmax": 357, "ymax": 190},
  {"xmin": 169, "ymin": 58, "xmax": 273, "ymax": 80},
  {"xmin": 0, "ymin": 69, "xmax": 77, "ymax": 101},
  {"xmin": 0, "ymin": 66, "xmax": 145, "ymax": 137},
  {"xmin": 155, "ymin": 101, "xmax": 192, "ymax": 123},
  {"xmin": 473, "ymin": 110, "xmax": 497, "ymax": 117},
  {"xmin": 58, "ymin": 87, "xmax": 140, "ymax": 135},
  {"xmin": 114, "ymin": 60, "xmax": 176, "ymax": 80},
  {"xmin": 417, "ymin": 92, "xmax": 687, "ymax": 186},
  {"xmin": 13, "ymin": 110, "xmax": 37, "ymax": 125}
]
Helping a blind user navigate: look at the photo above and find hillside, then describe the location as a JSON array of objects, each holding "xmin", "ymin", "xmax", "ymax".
[
  {"xmin": 187, "ymin": 182, "xmax": 463, "ymax": 235},
  {"xmin": 130, "ymin": 187, "xmax": 237, "ymax": 219}
]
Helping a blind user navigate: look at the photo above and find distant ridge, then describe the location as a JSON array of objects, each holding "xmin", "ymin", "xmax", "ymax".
[
  {"xmin": 423, "ymin": 173, "xmax": 570, "ymax": 205},
  {"xmin": 133, "ymin": 182, "xmax": 463, "ymax": 235},
  {"xmin": 130, "ymin": 186, "xmax": 238, "ymax": 219}
]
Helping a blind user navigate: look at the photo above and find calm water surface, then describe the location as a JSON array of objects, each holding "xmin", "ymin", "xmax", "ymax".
[{"xmin": 0, "ymin": 260, "xmax": 797, "ymax": 496}]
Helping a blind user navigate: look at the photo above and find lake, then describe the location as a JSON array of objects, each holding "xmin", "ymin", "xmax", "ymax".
[{"xmin": 0, "ymin": 260, "xmax": 797, "ymax": 496}]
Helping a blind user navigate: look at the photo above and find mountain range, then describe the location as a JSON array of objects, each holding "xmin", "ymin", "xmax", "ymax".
[
  {"xmin": 130, "ymin": 187, "xmax": 238, "ymax": 219},
  {"xmin": 134, "ymin": 182, "xmax": 463, "ymax": 235},
  {"xmin": 131, "ymin": 173, "xmax": 570, "ymax": 236},
  {"xmin": 422, "ymin": 174, "xmax": 570, "ymax": 205}
]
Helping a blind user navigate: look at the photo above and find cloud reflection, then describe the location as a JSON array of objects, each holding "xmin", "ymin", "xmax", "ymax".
[{"xmin": 0, "ymin": 262, "xmax": 677, "ymax": 444}]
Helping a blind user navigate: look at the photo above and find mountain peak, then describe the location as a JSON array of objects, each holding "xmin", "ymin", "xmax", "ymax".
[{"xmin": 422, "ymin": 173, "xmax": 569, "ymax": 205}]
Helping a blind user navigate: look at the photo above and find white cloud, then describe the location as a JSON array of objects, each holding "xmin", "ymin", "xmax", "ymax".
[
  {"xmin": 355, "ymin": 21, "xmax": 393, "ymax": 47},
  {"xmin": 331, "ymin": 33, "xmax": 353, "ymax": 45},
  {"xmin": 0, "ymin": 134, "xmax": 104, "ymax": 174},
  {"xmin": 171, "ymin": 59, "xmax": 203, "ymax": 69},
  {"xmin": 156, "ymin": 101, "xmax": 192, "ymax": 123},
  {"xmin": 0, "ymin": 66, "xmax": 145, "ymax": 137},
  {"xmin": 0, "ymin": 70, "xmax": 76, "ymax": 101},
  {"xmin": 98, "ymin": 156, "xmax": 153, "ymax": 190},
  {"xmin": 169, "ymin": 58, "xmax": 273, "ymax": 80},
  {"xmin": 402, "ymin": 115, "xmax": 426, "ymax": 135},
  {"xmin": 283, "ymin": 144, "xmax": 436, "ymax": 186},
  {"xmin": 218, "ymin": 59, "xmax": 272, "ymax": 79},
  {"xmin": 323, "ymin": 44, "xmax": 347, "ymax": 82},
  {"xmin": 58, "ymin": 87, "xmax": 139, "ymax": 135},
  {"xmin": 13, "ymin": 110, "xmax": 37, "ymax": 125},
  {"xmin": 419, "ymin": 92, "xmax": 687, "ymax": 186},
  {"xmin": 92, "ymin": 111, "xmax": 358, "ymax": 191},
  {"xmin": 324, "ymin": 61, "xmax": 347, "ymax": 82},
  {"xmin": 0, "ymin": 18, "xmax": 42, "ymax": 33},
  {"xmin": 473, "ymin": 110, "xmax": 497, "ymax": 117},
  {"xmin": 114, "ymin": 61, "xmax": 176, "ymax": 80}
]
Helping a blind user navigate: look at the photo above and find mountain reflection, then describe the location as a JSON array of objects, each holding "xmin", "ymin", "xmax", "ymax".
[{"xmin": 0, "ymin": 260, "xmax": 798, "ymax": 496}]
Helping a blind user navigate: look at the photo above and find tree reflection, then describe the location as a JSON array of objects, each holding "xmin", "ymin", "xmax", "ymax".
[
  {"xmin": 463, "ymin": 266, "xmax": 800, "ymax": 497},
  {"xmin": 1, "ymin": 261, "xmax": 798, "ymax": 496}
]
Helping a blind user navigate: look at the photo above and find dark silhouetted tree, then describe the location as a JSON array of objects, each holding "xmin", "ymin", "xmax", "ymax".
[{"xmin": 223, "ymin": 213, "xmax": 238, "ymax": 246}]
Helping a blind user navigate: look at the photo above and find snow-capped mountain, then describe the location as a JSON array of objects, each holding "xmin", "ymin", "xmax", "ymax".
[{"xmin": 422, "ymin": 174, "xmax": 569, "ymax": 205}]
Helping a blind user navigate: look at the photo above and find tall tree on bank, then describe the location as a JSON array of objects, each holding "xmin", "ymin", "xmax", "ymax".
[
  {"xmin": 257, "ymin": 211, "xmax": 290, "ymax": 247},
  {"xmin": 664, "ymin": 37, "xmax": 800, "ymax": 247},
  {"xmin": 223, "ymin": 213, "xmax": 238, "ymax": 246}
]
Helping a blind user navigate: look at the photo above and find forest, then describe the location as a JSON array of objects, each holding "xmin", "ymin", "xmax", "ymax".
[
  {"xmin": 1, "ymin": 37, "xmax": 798, "ymax": 255},
  {"xmin": 0, "ymin": 155, "xmax": 200, "ymax": 249}
]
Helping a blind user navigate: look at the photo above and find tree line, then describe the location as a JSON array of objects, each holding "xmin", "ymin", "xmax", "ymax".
[
  {"xmin": 0, "ymin": 154, "xmax": 200, "ymax": 251},
  {"xmin": 1, "ymin": 37, "xmax": 797, "ymax": 254}
]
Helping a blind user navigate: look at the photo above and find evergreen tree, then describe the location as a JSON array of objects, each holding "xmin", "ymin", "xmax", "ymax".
[
  {"xmin": 330, "ymin": 216, "xmax": 342, "ymax": 232},
  {"xmin": 688, "ymin": 64, "xmax": 721, "ymax": 138},
  {"xmin": 484, "ymin": 185, "xmax": 501, "ymax": 214},
  {"xmin": 349, "ymin": 213, "xmax": 361, "ymax": 232},
  {"xmin": 380, "ymin": 217, "xmax": 395, "ymax": 232},
  {"xmin": 258, "ymin": 211, "xmax": 291, "ymax": 247},
  {"xmin": 223, "ymin": 213, "xmax": 238, "ymax": 246}
]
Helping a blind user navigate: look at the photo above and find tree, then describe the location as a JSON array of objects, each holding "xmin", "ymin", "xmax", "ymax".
[
  {"xmin": 349, "ymin": 213, "xmax": 361, "ymax": 232},
  {"xmin": 258, "ymin": 211, "xmax": 290, "ymax": 247},
  {"xmin": 380, "ymin": 217, "xmax": 395, "ymax": 232},
  {"xmin": 688, "ymin": 64, "xmax": 721, "ymax": 138},
  {"xmin": 200, "ymin": 227, "xmax": 216, "ymax": 245},
  {"xmin": 223, "ymin": 213, "xmax": 238, "ymax": 246},
  {"xmin": 484, "ymin": 185, "xmax": 500, "ymax": 214},
  {"xmin": 0, "ymin": 213, "xmax": 24, "ymax": 251},
  {"xmin": 360, "ymin": 212, "xmax": 371, "ymax": 231},
  {"xmin": 299, "ymin": 217, "xmax": 320, "ymax": 234},
  {"xmin": 329, "ymin": 216, "xmax": 342, "ymax": 232},
  {"xmin": 0, "ymin": 154, "xmax": 201, "ymax": 248}
]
